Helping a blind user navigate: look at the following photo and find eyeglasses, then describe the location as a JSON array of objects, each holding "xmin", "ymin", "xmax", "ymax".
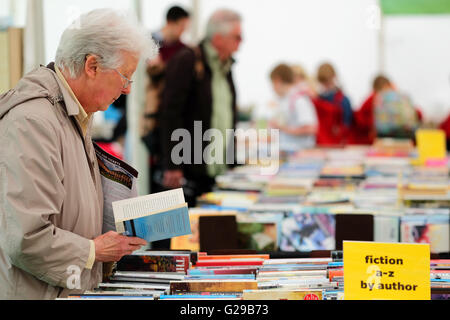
[
  {"xmin": 231, "ymin": 34, "xmax": 242, "ymax": 42},
  {"xmin": 114, "ymin": 69, "xmax": 134, "ymax": 89}
]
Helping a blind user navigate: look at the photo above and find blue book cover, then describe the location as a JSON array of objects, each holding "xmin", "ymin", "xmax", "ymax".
[{"xmin": 124, "ymin": 204, "xmax": 191, "ymax": 242}]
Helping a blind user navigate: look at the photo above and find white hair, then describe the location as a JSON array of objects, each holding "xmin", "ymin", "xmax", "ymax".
[
  {"xmin": 55, "ymin": 8, "xmax": 159, "ymax": 79},
  {"xmin": 205, "ymin": 8, "xmax": 242, "ymax": 40}
]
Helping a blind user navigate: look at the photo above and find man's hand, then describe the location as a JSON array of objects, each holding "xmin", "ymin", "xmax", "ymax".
[
  {"xmin": 93, "ymin": 231, "xmax": 147, "ymax": 262},
  {"xmin": 163, "ymin": 169, "xmax": 184, "ymax": 189}
]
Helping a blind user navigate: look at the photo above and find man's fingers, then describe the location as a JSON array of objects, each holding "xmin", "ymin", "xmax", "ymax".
[
  {"xmin": 127, "ymin": 237, "xmax": 147, "ymax": 246},
  {"xmin": 124, "ymin": 250, "xmax": 135, "ymax": 257},
  {"xmin": 128, "ymin": 243, "xmax": 144, "ymax": 250}
]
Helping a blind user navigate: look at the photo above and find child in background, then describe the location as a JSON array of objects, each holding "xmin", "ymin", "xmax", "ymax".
[
  {"xmin": 314, "ymin": 62, "xmax": 353, "ymax": 145},
  {"xmin": 351, "ymin": 75, "xmax": 422, "ymax": 144},
  {"xmin": 269, "ymin": 63, "xmax": 318, "ymax": 155},
  {"xmin": 350, "ymin": 75, "xmax": 391, "ymax": 145},
  {"xmin": 291, "ymin": 64, "xmax": 317, "ymax": 97}
]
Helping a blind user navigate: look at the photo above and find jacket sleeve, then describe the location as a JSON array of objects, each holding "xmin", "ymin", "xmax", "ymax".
[
  {"xmin": 159, "ymin": 48, "xmax": 196, "ymax": 171},
  {"xmin": 0, "ymin": 114, "xmax": 92, "ymax": 289}
]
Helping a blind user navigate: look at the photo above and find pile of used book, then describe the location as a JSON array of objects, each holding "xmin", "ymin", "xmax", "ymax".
[
  {"xmin": 65, "ymin": 251, "xmax": 449, "ymax": 300},
  {"xmin": 180, "ymin": 137, "xmax": 449, "ymax": 256},
  {"xmin": 67, "ymin": 251, "xmax": 191, "ymax": 300}
]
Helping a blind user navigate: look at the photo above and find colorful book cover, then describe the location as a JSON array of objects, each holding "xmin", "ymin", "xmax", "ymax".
[
  {"xmin": 117, "ymin": 254, "xmax": 190, "ymax": 273},
  {"xmin": 400, "ymin": 214, "xmax": 450, "ymax": 253},
  {"xmin": 124, "ymin": 203, "xmax": 191, "ymax": 243},
  {"xmin": 280, "ymin": 212, "xmax": 335, "ymax": 251},
  {"xmin": 237, "ymin": 222, "xmax": 278, "ymax": 251}
]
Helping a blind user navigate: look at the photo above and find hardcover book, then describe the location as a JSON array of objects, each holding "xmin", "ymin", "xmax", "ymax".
[{"xmin": 117, "ymin": 252, "xmax": 190, "ymax": 273}]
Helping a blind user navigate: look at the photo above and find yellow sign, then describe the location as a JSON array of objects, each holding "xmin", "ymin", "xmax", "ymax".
[
  {"xmin": 343, "ymin": 241, "xmax": 430, "ymax": 300},
  {"xmin": 414, "ymin": 129, "xmax": 446, "ymax": 166}
]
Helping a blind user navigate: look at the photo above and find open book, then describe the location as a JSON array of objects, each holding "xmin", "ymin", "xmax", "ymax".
[
  {"xmin": 112, "ymin": 188, "xmax": 192, "ymax": 243},
  {"xmin": 94, "ymin": 143, "xmax": 191, "ymax": 242}
]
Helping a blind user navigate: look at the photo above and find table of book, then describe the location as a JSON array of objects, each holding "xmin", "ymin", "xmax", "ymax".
[{"xmin": 70, "ymin": 141, "xmax": 450, "ymax": 300}]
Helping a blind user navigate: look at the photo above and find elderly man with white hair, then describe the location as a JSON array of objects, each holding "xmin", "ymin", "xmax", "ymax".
[
  {"xmin": 0, "ymin": 9, "xmax": 157, "ymax": 299},
  {"xmin": 158, "ymin": 8, "xmax": 243, "ymax": 212}
]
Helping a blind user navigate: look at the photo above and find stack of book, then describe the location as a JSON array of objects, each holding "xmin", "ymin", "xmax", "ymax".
[
  {"xmin": 76, "ymin": 251, "xmax": 193, "ymax": 299},
  {"xmin": 320, "ymin": 162, "xmax": 365, "ymax": 180},
  {"xmin": 66, "ymin": 251, "xmax": 449, "ymax": 300},
  {"xmin": 304, "ymin": 190, "xmax": 354, "ymax": 206},
  {"xmin": 400, "ymin": 209, "xmax": 450, "ymax": 254},
  {"xmin": 161, "ymin": 253, "xmax": 348, "ymax": 300},
  {"xmin": 400, "ymin": 179, "xmax": 450, "ymax": 198},
  {"xmin": 215, "ymin": 171, "xmax": 270, "ymax": 192},
  {"xmin": 276, "ymin": 161, "xmax": 323, "ymax": 179},
  {"xmin": 363, "ymin": 156, "xmax": 412, "ymax": 178},
  {"xmin": 196, "ymin": 191, "xmax": 260, "ymax": 209},
  {"xmin": 188, "ymin": 253, "xmax": 263, "ymax": 277},
  {"xmin": 254, "ymin": 258, "xmax": 337, "ymax": 294},
  {"xmin": 291, "ymin": 148, "xmax": 328, "ymax": 161},
  {"xmin": 430, "ymin": 259, "xmax": 450, "ymax": 300},
  {"xmin": 264, "ymin": 177, "xmax": 315, "ymax": 197},
  {"xmin": 312, "ymin": 178, "xmax": 360, "ymax": 191},
  {"xmin": 327, "ymin": 260, "xmax": 344, "ymax": 289},
  {"xmin": 115, "ymin": 251, "xmax": 191, "ymax": 273},
  {"xmin": 369, "ymin": 138, "xmax": 415, "ymax": 157},
  {"xmin": 162, "ymin": 253, "xmax": 267, "ymax": 299}
]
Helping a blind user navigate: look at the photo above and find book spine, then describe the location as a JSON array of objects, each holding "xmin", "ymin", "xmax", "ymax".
[
  {"xmin": 125, "ymin": 219, "xmax": 137, "ymax": 237},
  {"xmin": 170, "ymin": 281, "xmax": 258, "ymax": 294},
  {"xmin": 117, "ymin": 255, "xmax": 190, "ymax": 273},
  {"xmin": 195, "ymin": 260, "xmax": 264, "ymax": 267},
  {"xmin": 197, "ymin": 254, "xmax": 270, "ymax": 260}
]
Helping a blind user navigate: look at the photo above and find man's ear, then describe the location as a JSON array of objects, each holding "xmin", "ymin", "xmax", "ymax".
[{"xmin": 84, "ymin": 55, "xmax": 99, "ymax": 79}]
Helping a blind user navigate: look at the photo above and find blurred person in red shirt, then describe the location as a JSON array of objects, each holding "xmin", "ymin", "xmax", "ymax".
[
  {"xmin": 440, "ymin": 113, "xmax": 450, "ymax": 150},
  {"xmin": 350, "ymin": 75, "xmax": 423, "ymax": 145}
]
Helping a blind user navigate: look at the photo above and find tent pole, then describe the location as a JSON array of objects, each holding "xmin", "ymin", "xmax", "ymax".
[
  {"xmin": 127, "ymin": 0, "xmax": 149, "ymax": 196},
  {"xmin": 378, "ymin": 0, "xmax": 385, "ymax": 74},
  {"xmin": 24, "ymin": 0, "xmax": 46, "ymax": 73},
  {"xmin": 190, "ymin": 0, "xmax": 201, "ymax": 45}
]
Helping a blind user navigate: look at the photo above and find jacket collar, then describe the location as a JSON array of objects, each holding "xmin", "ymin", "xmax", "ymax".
[
  {"xmin": 46, "ymin": 62, "xmax": 80, "ymax": 117},
  {"xmin": 199, "ymin": 40, "xmax": 236, "ymax": 73}
]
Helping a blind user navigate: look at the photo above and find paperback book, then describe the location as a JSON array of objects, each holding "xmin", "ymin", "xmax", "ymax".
[{"xmin": 112, "ymin": 188, "xmax": 191, "ymax": 243}]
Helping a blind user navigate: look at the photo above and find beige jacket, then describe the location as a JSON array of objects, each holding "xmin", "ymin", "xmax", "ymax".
[{"xmin": 0, "ymin": 65, "xmax": 104, "ymax": 299}]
